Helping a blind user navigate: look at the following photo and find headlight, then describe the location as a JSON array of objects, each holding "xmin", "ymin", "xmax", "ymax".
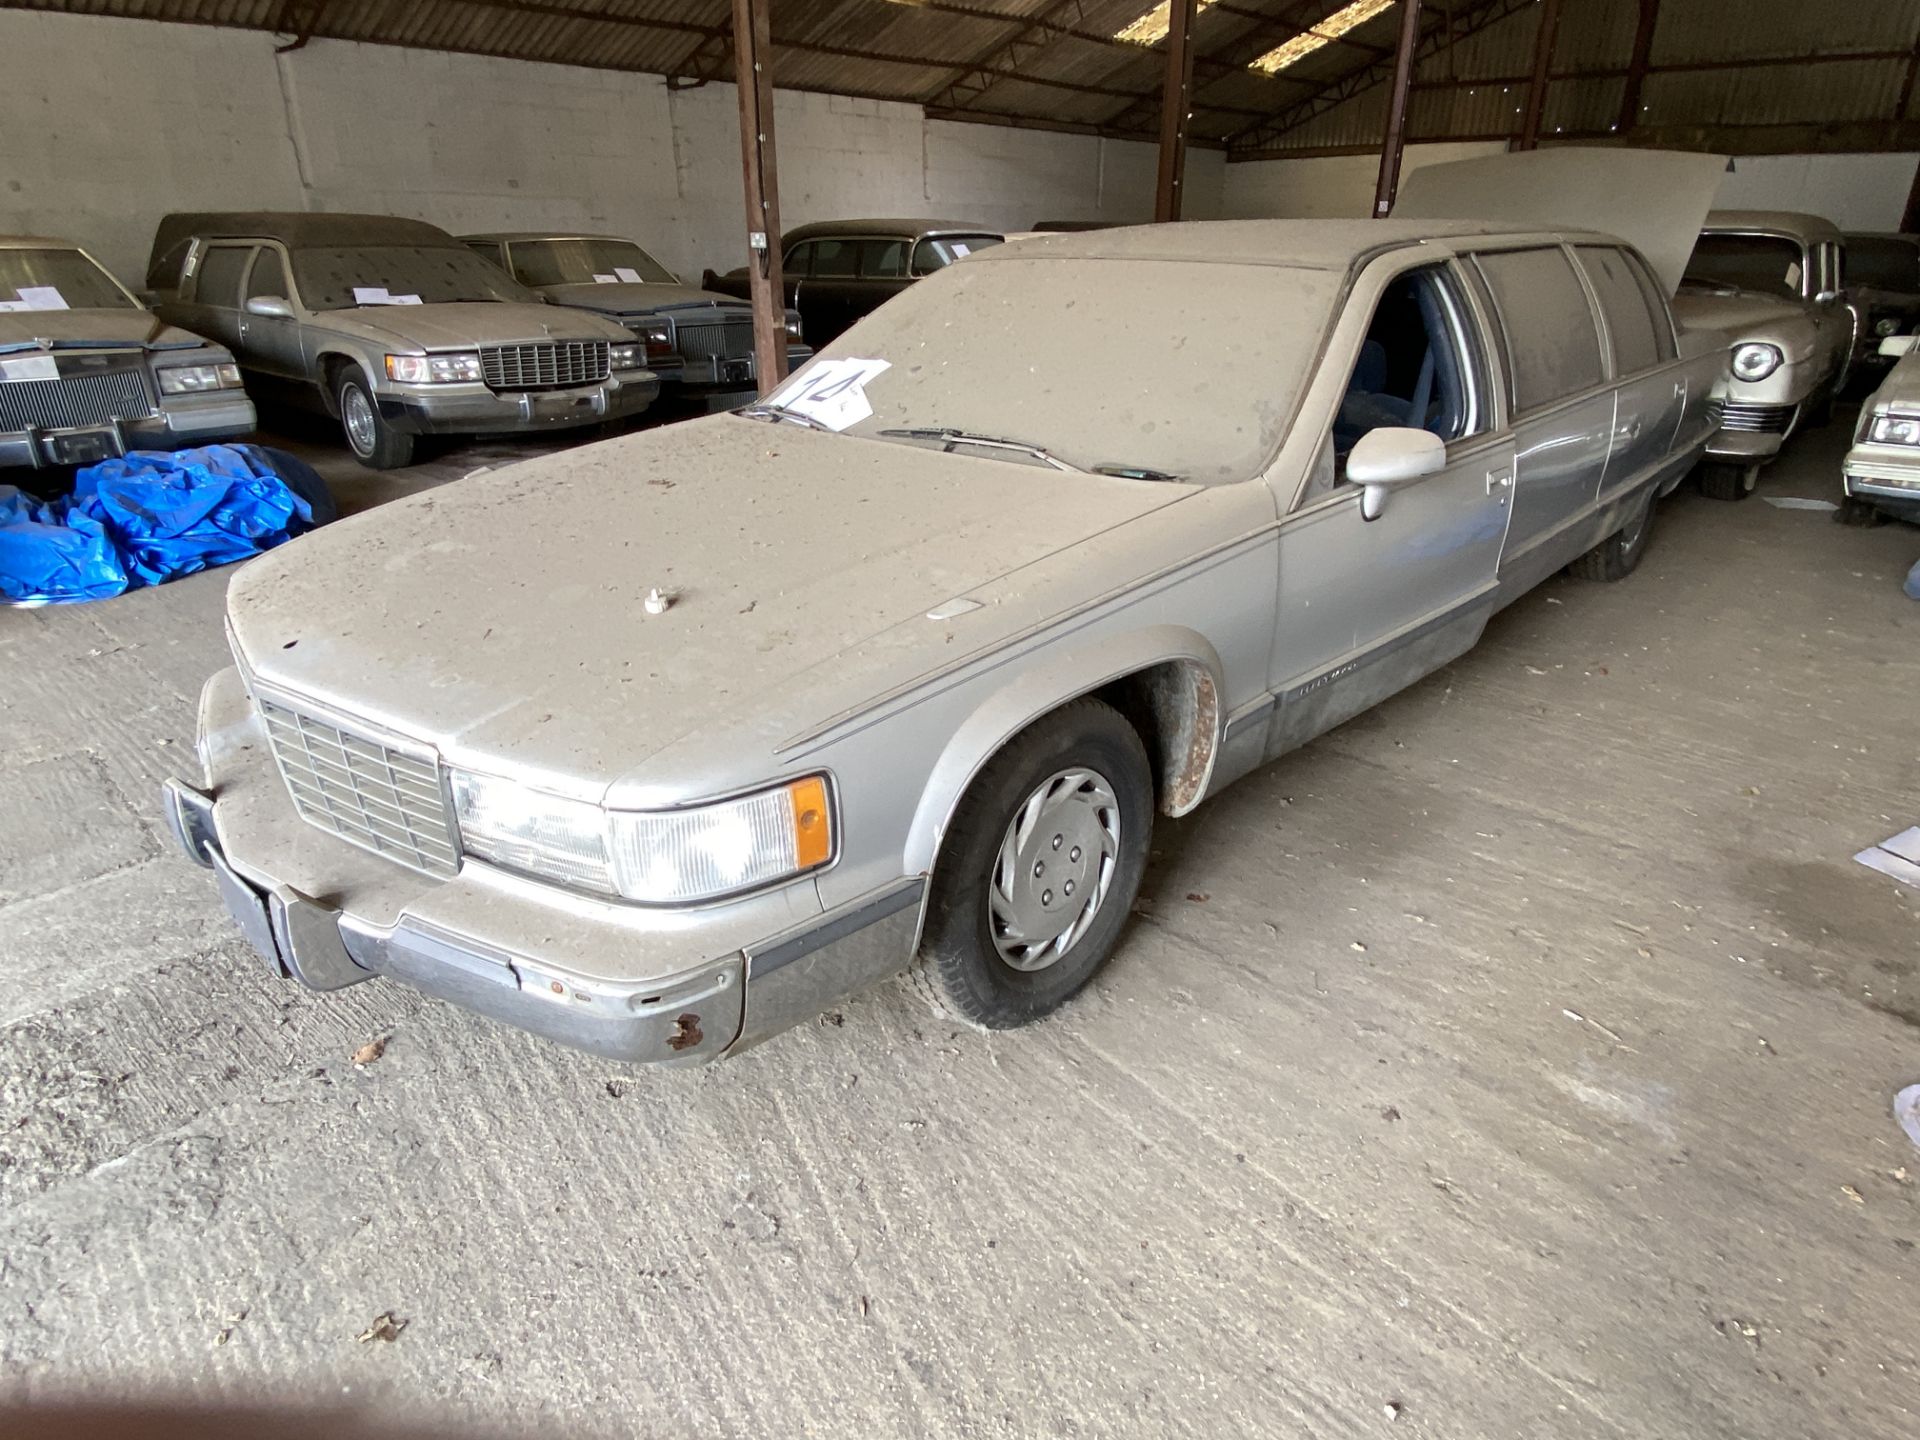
[
  {"xmin": 158, "ymin": 362, "xmax": 243, "ymax": 393},
  {"xmin": 450, "ymin": 771, "xmax": 833, "ymax": 903},
  {"xmin": 609, "ymin": 342, "xmax": 646, "ymax": 371},
  {"xmin": 385, "ymin": 352, "xmax": 482, "ymax": 384},
  {"xmin": 1869, "ymin": 413, "xmax": 1920, "ymax": 446},
  {"xmin": 785, "ymin": 313, "xmax": 804, "ymax": 340},
  {"xmin": 629, "ymin": 320, "xmax": 674, "ymax": 362},
  {"xmin": 1730, "ymin": 343, "xmax": 1782, "ymax": 382},
  {"xmin": 1877, "ymin": 318, "xmax": 1900, "ymax": 336}
]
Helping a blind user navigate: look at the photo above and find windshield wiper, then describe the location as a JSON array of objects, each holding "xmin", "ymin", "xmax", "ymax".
[
  {"xmin": 878, "ymin": 427, "xmax": 1081, "ymax": 471},
  {"xmin": 740, "ymin": 402, "xmax": 831, "ymax": 431}
]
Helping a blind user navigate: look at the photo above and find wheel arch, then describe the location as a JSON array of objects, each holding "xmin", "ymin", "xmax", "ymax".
[{"xmin": 316, "ymin": 349, "xmax": 371, "ymax": 417}]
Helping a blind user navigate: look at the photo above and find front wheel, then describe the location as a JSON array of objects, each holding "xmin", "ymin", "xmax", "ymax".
[
  {"xmin": 1570, "ymin": 487, "xmax": 1656, "ymax": 582},
  {"xmin": 907, "ymin": 699, "xmax": 1153, "ymax": 1030},
  {"xmin": 1698, "ymin": 462, "xmax": 1760, "ymax": 502},
  {"xmin": 332, "ymin": 365, "xmax": 414, "ymax": 470}
]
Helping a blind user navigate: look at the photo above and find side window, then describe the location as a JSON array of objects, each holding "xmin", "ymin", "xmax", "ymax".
[
  {"xmin": 246, "ymin": 247, "xmax": 289, "ymax": 304},
  {"xmin": 861, "ymin": 239, "xmax": 908, "ymax": 278},
  {"xmin": 194, "ymin": 246, "xmax": 252, "ymax": 309},
  {"xmin": 466, "ymin": 241, "xmax": 506, "ymax": 273},
  {"xmin": 783, "ymin": 242, "xmax": 815, "ymax": 278},
  {"xmin": 1622, "ymin": 249, "xmax": 1677, "ymax": 361},
  {"xmin": 1473, "ymin": 247, "xmax": 1606, "ymax": 414},
  {"xmin": 1824, "ymin": 241, "xmax": 1844, "ymax": 295},
  {"xmin": 810, "ymin": 239, "xmax": 858, "ymax": 278},
  {"xmin": 1575, "ymin": 246, "xmax": 1661, "ymax": 376},
  {"xmin": 1330, "ymin": 263, "xmax": 1483, "ymax": 472}
]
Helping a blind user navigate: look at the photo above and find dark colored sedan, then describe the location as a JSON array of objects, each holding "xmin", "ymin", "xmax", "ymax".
[
  {"xmin": 1845, "ymin": 232, "xmax": 1920, "ymax": 378},
  {"xmin": 704, "ymin": 219, "xmax": 1003, "ymax": 348}
]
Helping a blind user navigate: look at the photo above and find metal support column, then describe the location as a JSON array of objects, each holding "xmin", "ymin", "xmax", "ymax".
[
  {"xmin": 1372, "ymin": 0, "xmax": 1423, "ymax": 217},
  {"xmin": 731, "ymin": 0, "xmax": 787, "ymax": 392},
  {"xmin": 1154, "ymin": 0, "xmax": 1198, "ymax": 222},
  {"xmin": 1516, "ymin": 0, "xmax": 1562, "ymax": 150}
]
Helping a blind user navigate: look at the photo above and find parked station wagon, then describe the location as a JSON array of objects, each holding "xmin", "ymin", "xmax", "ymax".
[
  {"xmin": 705, "ymin": 219, "xmax": 1005, "ymax": 347},
  {"xmin": 2, "ymin": 235, "xmax": 253, "ymax": 469},
  {"xmin": 461, "ymin": 231, "xmax": 811, "ymax": 405},
  {"xmin": 147, "ymin": 213, "xmax": 658, "ymax": 470},
  {"xmin": 165, "ymin": 178, "xmax": 1723, "ymax": 1066},
  {"xmin": 1674, "ymin": 210, "xmax": 1855, "ymax": 498}
]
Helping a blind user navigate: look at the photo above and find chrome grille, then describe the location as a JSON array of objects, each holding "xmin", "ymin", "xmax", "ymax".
[
  {"xmin": 1720, "ymin": 401, "xmax": 1796, "ymax": 434},
  {"xmin": 674, "ymin": 318, "xmax": 755, "ymax": 361},
  {"xmin": 479, "ymin": 341, "xmax": 609, "ymax": 391},
  {"xmin": 0, "ymin": 370, "xmax": 153, "ymax": 432},
  {"xmin": 259, "ymin": 697, "xmax": 458, "ymax": 878}
]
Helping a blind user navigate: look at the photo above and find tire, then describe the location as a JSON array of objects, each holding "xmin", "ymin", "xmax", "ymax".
[
  {"xmin": 1698, "ymin": 462, "xmax": 1760, "ymax": 502},
  {"xmin": 332, "ymin": 365, "xmax": 414, "ymax": 470},
  {"xmin": 908, "ymin": 698, "xmax": 1154, "ymax": 1030},
  {"xmin": 1570, "ymin": 487, "xmax": 1656, "ymax": 582},
  {"xmin": 1834, "ymin": 496, "xmax": 1886, "ymax": 528}
]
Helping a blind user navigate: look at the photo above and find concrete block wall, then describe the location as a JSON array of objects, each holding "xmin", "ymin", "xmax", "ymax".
[{"xmin": 0, "ymin": 10, "xmax": 1219, "ymax": 290}]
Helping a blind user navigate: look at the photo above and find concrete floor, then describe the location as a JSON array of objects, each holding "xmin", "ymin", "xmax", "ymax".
[{"xmin": 1, "ymin": 412, "xmax": 1916, "ymax": 1439}]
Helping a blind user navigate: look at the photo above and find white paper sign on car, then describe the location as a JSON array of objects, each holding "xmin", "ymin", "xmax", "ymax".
[
  {"xmin": 3, "ymin": 287, "xmax": 69, "ymax": 311},
  {"xmin": 352, "ymin": 287, "xmax": 425, "ymax": 305},
  {"xmin": 614, "ymin": 267, "xmax": 644, "ymax": 283},
  {"xmin": 593, "ymin": 274, "xmax": 619, "ymax": 284},
  {"xmin": 0, "ymin": 353, "xmax": 60, "ymax": 380},
  {"xmin": 767, "ymin": 357, "xmax": 891, "ymax": 431}
]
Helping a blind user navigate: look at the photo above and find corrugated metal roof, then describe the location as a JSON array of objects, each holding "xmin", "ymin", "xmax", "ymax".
[{"xmin": 3, "ymin": 0, "xmax": 1916, "ymax": 157}]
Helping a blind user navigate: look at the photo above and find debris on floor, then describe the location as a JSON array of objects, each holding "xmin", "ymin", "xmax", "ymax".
[
  {"xmin": 1853, "ymin": 827, "xmax": 1920, "ymax": 887},
  {"xmin": 1896, "ymin": 1085, "xmax": 1920, "ymax": 1152},
  {"xmin": 1761, "ymin": 496, "xmax": 1837, "ymax": 511},
  {"xmin": 356, "ymin": 1311, "xmax": 408, "ymax": 1343},
  {"xmin": 351, "ymin": 1038, "xmax": 388, "ymax": 1067}
]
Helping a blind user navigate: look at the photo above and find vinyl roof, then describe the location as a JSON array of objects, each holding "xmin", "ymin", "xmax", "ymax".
[{"xmin": 9, "ymin": 0, "xmax": 1919, "ymax": 160}]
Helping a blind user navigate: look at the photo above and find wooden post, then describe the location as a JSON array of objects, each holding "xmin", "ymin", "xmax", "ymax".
[
  {"xmin": 1372, "ymin": 0, "xmax": 1423, "ymax": 217},
  {"xmin": 1616, "ymin": 0, "xmax": 1660, "ymax": 134},
  {"xmin": 1516, "ymin": 0, "xmax": 1562, "ymax": 150},
  {"xmin": 1154, "ymin": 0, "xmax": 1198, "ymax": 222},
  {"xmin": 731, "ymin": 0, "xmax": 787, "ymax": 392}
]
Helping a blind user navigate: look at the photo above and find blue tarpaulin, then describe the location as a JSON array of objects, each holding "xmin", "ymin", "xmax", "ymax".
[{"xmin": 0, "ymin": 445, "xmax": 331, "ymax": 606}]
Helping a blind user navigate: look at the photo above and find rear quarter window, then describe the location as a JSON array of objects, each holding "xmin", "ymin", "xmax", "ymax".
[{"xmin": 1473, "ymin": 247, "xmax": 1607, "ymax": 414}]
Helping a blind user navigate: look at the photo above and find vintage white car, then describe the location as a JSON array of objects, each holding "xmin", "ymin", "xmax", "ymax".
[
  {"xmin": 163, "ymin": 154, "xmax": 1728, "ymax": 1066},
  {"xmin": 1842, "ymin": 334, "xmax": 1920, "ymax": 525}
]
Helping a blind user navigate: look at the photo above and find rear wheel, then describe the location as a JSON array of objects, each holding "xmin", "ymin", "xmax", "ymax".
[
  {"xmin": 1570, "ymin": 487, "xmax": 1656, "ymax": 582},
  {"xmin": 1698, "ymin": 462, "xmax": 1760, "ymax": 502},
  {"xmin": 332, "ymin": 365, "xmax": 414, "ymax": 470},
  {"xmin": 1835, "ymin": 496, "xmax": 1886, "ymax": 527},
  {"xmin": 907, "ymin": 699, "xmax": 1153, "ymax": 1030}
]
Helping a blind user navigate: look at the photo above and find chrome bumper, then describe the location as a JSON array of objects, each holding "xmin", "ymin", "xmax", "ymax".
[
  {"xmin": 378, "ymin": 371, "xmax": 659, "ymax": 437},
  {"xmin": 0, "ymin": 391, "xmax": 257, "ymax": 469}
]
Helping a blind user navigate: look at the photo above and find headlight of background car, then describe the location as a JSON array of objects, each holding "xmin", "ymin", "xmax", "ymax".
[
  {"xmin": 630, "ymin": 320, "xmax": 674, "ymax": 363},
  {"xmin": 1730, "ymin": 343, "xmax": 1783, "ymax": 382},
  {"xmin": 785, "ymin": 312, "xmax": 804, "ymax": 340},
  {"xmin": 1869, "ymin": 413, "xmax": 1920, "ymax": 446},
  {"xmin": 1876, "ymin": 318, "xmax": 1901, "ymax": 336},
  {"xmin": 157, "ymin": 362, "xmax": 244, "ymax": 394},
  {"xmin": 386, "ymin": 352, "xmax": 482, "ymax": 384},
  {"xmin": 450, "ymin": 771, "xmax": 833, "ymax": 903},
  {"xmin": 609, "ymin": 342, "xmax": 645, "ymax": 371}
]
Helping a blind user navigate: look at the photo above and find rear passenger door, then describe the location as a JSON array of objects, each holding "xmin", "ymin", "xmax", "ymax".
[
  {"xmin": 1470, "ymin": 245, "xmax": 1617, "ymax": 597},
  {"xmin": 1574, "ymin": 244, "xmax": 1687, "ymax": 506}
]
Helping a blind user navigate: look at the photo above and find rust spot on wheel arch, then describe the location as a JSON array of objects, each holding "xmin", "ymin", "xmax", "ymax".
[{"xmin": 667, "ymin": 1013, "xmax": 703, "ymax": 1051}]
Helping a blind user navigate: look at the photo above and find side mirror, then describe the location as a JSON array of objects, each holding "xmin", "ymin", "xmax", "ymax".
[
  {"xmin": 245, "ymin": 295, "xmax": 294, "ymax": 319},
  {"xmin": 1814, "ymin": 288, "xmax": 1842, "ymax": 305},
  {"xmin": 1348, "ymin": 427, "xmax": 1447, "ymax": 520},
  {"xmin": 1879, "ymin": 334, "xmax": 1916, "ymax": 358}
]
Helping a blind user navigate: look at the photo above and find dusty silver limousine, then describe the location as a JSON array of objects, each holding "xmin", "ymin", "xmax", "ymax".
[{"xmin": 163, "ymin": 175, "xmax": 1724, "ymax": 1066}]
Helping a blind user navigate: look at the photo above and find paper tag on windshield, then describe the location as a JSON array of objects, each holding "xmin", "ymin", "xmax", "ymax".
[
  {"xmin": 0, "ymin": 353, "xmax": 59, "ymax": 380},
  {"xmin": 949, "ymin": 242, "xmax": 972, "ymax": 258},
  {"xmin": 1786, "ymin": 261, "xmax": 1803, "ymax": 290},
  {"xmin": 768, "ymin": 357, "xmax": 891, "ymax": 431},
  {"xmin": 592, "ymin": 274, "xmax": 619, "ymax": 284},
  {"xmin": 387, "ymin": 293, "xmax": 423, "ymax": 305},
  {"xmin": 7, "ymin": 286, "xmax": 68, "ymax": 311},
  {"xmin": 614, "ymin": 267, "xmax": 644, "ymax": 283}
]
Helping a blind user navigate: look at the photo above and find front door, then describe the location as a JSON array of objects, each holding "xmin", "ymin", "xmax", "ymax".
[
  {"xmin": 236, "ymin": 244, "xmax": 307, "ymax": 393},
  {"xmin": 1266, "ymin": 259, "xmax": 1516, "ymax": 757}
]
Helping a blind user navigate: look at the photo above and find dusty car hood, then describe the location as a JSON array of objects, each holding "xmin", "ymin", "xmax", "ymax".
[
  {"xmin": 1392, "ymin": 147, "xmax": 1726, "ymax": 296},
  {"xmin": 318, "ymin": 301, "xmax": 631, "ymax": 351},
  {"xmin": 1671, "ymin": 288, "xmax": 1820, "ymax": 361},
  {"xmin": 535, "ymin": 281, "xmax": 745, "ymax": 315},
  {"xmin": 225, "ymin": 415, "xmax": 1191, "ymax": 798},
  {"xmin": 1864, "ymin": 350, "xmax": 1920, "ymax": 413},
  {"xmin": 0, "ymin": 307, "xmax": 211, "ymax": 353}
]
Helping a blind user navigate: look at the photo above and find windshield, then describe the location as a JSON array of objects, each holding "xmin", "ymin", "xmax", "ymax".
[
  {"xmin": 913, "ymin": 235, "xmax": 1005, "ymax": 274},
  {"xmin": 1847, "ymin": 237, "xmax": 1920, "ymax": 293},
  {"xmin": 292, "ymin": 246, "xmax": 539, "ymax": 310},
  {"xmin": 1683, "ymin": 234, "xmax": 1807, "ymax": 299},
  {"xmin": 0, "ymin": 248, "xmax": 136, "ymax": 311},
  {"xmin": 508, "ymin": 239, "xmax": 678, "ymax": 287},
  {"xmin": 759, "ymin": 255, "xmax": 1337, "ymax": 485}
]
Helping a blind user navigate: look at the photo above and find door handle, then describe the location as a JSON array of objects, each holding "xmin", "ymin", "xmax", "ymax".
[{"xmin": 1486, "ymin": 468, "xmax": 1512, "ymax": 496}]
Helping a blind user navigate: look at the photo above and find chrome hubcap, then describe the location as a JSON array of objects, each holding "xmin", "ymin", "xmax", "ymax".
[
  {"xmin": 342, "ymin": 385, "xmax": 376, "ymax": 456},
  {"xmin": 989, "ymin": 767, "xmax": 1120, "ymax": 971}
]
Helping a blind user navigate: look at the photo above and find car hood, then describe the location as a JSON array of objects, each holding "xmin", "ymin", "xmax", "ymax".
[
  {"xmin": 0, "ymin": 307, "xmax": 212, "ymax": 354},
  {"xmin": 1865, "ymin": 351, "xmax": 1920, "ymax": 413},
  {"xmin": 1392, "ymin": 147, "xmax": 1727, "ymax": 295},
  {"xmin": 315, "ymin": 301, "xmax": 631, "ymax": 351},
  {"xmin": 535, "ymin": 281, "xmax": 747, "ymax": 315},
  {"xmin": 225, "ymin": 415, "xmax": 1190, "ymax": 800},
  {"xmin": 1671, "ymin": 288, "xmax": 1821, "ymax": 360}
]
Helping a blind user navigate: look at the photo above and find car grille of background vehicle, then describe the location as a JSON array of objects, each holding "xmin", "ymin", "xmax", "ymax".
[
  {"xmin": 1719, "ymin": 402, "xmax": 1796, "ymax": 434},
  {"xmin": 258, "ymin": 698, "xmax": 460, "ymax": 878},
  {"xmin": 479, "ymin": 341, "xmax": 610, "ymax": 391},
  {"xmin": 0, "ymin": 370, "xmax": 154, "ymax": 431},
  {"xmin": 674, "ymin": 318, "xmax": 755, "ymax": 362}
]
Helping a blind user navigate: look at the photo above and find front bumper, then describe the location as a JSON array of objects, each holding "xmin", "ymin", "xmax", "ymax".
[
  {"xmin": 376, "ymin": 371, "xmax": 659, "ymax": 438},
  {"xmin": 0, "ymin": 390, "xmax": 257, "ymax": 469},
  {"xmin": 164, "ymin": 668, "xmax": 921, "ymax": 1065},
  {"xmin": 1843, "ymin": 439, "xmax": 1920, "ymax": 518}
]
